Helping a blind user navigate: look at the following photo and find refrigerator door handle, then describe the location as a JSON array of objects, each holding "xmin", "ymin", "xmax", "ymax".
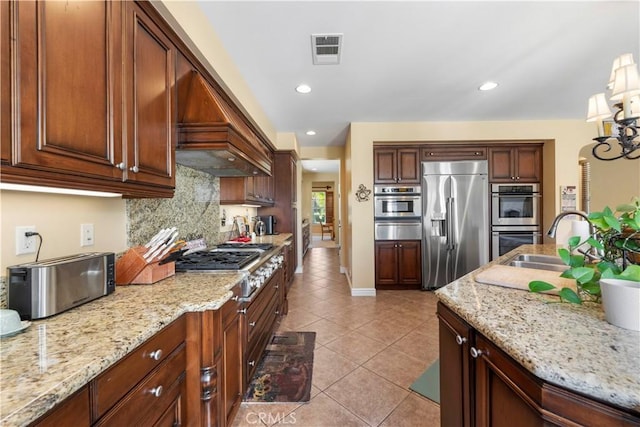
[{"xmin": 446, "ymin": 197, "xmax": 456, "ymax": 251}]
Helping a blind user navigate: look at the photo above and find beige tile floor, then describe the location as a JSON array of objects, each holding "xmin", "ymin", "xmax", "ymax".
[{"xmin": 232, "ymin": 247, "xmax": 441, "ymax": 427}]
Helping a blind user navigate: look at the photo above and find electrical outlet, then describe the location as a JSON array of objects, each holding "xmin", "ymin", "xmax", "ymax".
[
  {"xmin": 16, "ymin": 226, "xmax": 37, "ymax": 255},
  {"xmin": 81, "ymin": 223, "xmax": 94, "ymax": 247}
]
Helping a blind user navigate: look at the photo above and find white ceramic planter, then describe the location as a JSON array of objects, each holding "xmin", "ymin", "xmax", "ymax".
[{"xmin": 600, "ymin": 278, "xmax": 640, "ymax": 331}]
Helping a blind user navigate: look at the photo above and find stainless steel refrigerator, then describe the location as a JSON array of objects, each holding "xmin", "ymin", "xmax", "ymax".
[{"xmin": 422, "ymin": 160, "xmax": 489, "ymax": 289}]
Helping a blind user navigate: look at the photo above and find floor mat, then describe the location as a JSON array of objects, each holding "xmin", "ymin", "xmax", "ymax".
[
  {"xmin": 409, "ymin": 359, "xmax": 440, "ymax": 404},
  {"xmin": 243, "ymin": 331, "xmax": 316, "ymax": 403}
]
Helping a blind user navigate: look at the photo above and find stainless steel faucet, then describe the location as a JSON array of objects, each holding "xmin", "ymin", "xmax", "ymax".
[
  {"xmin": 546, "ymin": 210, "xmax": 594, "ymax": 238},
  {"xmin": 547, "ymin": 211, "xmax": 600, "ymax": 261},
  {"xmin": 547, "ymin": 211, "xmax": 595, "ymax": 239}
]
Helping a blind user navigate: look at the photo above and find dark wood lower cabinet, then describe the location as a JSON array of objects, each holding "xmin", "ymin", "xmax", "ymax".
[
  {"xmin": 32, "ymin": 386, "xmax": 91, "ymax": 427},
  {"xmin": 29, "ymin": 267, "xmax": 289, "ymax": 427},
  {"xmin": 438, "ymin": 302, "xmax": 640, "ymax": 427},
  {"xmin": 438, "ymin": 300, "xmax": 473, "ymax": 427},
  {"xmin": 375, "ymin": 240, "xmax": 422, "ymax": 289},
  {"xmin": 221, "ymin": 295, "xmax": 243, "ymax": 427}
]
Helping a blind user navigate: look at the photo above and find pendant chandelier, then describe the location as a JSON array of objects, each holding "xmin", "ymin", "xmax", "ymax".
[{"xmin": 586, "ymin": 54, "xmax": 640, "ymax": 161}]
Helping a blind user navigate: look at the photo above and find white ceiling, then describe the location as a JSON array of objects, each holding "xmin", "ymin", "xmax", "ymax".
[
  {"xmin": 196, "ymin": 1, "xmax": 639, "ymax": 157},
  {"xmin": 300, "ymin": 159, "xmax": 340, "ymax": 174}
]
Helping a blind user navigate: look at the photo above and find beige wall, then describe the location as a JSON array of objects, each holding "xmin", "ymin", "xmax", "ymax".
[
  {"xmin": 579, "ymin": 143, "xmax": 640, "ymax": 211},
  {"xmin": 347, "ymin": 120, "xmax": 594, "ymax": 290},
  {"xmin": 0, "ymin": 191, "xmax": 127, "ymax": 271},
  {"xmin": 343, "ymin": 129, "xmax": 353, "ymax": 284}
]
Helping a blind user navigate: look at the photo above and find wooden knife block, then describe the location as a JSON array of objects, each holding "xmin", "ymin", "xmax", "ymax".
[{"xmin": 115, "ymin": 246, "xmax": 175, "ymax": 285}]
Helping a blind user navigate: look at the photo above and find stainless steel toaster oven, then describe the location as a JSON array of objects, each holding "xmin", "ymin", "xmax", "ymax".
[{"xmin": 7, "ymin": 252, "xmax": 116, "ymax": 320}]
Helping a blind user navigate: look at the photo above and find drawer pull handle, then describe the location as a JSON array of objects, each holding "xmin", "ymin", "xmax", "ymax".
[
  {"xmin": 470, "ymin": 347, "xmax": 483, "ymax": 358},
  {"xmin": 275, "ymin": 310, "xmax": 280, "ymax": 315},
  {"xmin": 248, "ymin": 360, "xmax": 256, "ymax": 367},
  {"xmin": 455, "ymin": 335, "xmax": 467, "ymax": 346},
  {"xmin": 249, "ymin": 321, "xmax": 256, "ymax": 327},
  {"xmin": 149, "ymin": 386, "xmax": 163, "ymax": 398},
  {"xmin": 148, "ymin": 349, "xmax": 163, "ymax": 361}
]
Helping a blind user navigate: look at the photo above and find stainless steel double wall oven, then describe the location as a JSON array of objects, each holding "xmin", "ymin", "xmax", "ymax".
[{"xmin": 491, "ymin": 183, "xmax": 542, "ymax": 259}]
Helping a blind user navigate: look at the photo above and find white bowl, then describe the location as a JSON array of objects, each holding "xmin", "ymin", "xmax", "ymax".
[
  {"xmin": 0, "ymin": 309, "xmax": 24, "ymax": 335},
  {"xmin": 600, "ymin": 278, "xmax": 640, "ymax": 331}
]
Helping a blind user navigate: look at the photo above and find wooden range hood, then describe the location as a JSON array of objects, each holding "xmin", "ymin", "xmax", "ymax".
[{"xmin": 176, "ymin": 71, "xmax": 272, "ymax": 176}]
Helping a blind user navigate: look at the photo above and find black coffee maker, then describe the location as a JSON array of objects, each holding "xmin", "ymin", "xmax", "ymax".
[{"xmin": 263, "ymin": 215, "xmax": 276, "ymax": 235}]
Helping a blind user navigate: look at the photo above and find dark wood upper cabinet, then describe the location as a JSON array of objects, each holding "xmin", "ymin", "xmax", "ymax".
[
  {"xmin": 11, "ymin": 0, "xmax": 122, "ymax": 179},
  {"xmin": 219, "ymin": 174, "xmax": 274, "ymax": 206},
  {"xmin": 488, "ymin": 145, "xmax": 541, "ymax": 183},
  {"xmin": 123, "ymin": 1, "xmax": 175, "ymax": 188},
  {"xmin": 374, "ymin": 147, "xmax": 420, "ymax": 184},
  {"xmin": 1, "ymin": 0, "xmax": 11, "ymax": 164},
  {"xmin": 3, "ymin": 0, "xmax": 176, "ymax": 197},
  {"xmin": 422, "ymin": 145, "xmax": 487, "ymax": 161}
]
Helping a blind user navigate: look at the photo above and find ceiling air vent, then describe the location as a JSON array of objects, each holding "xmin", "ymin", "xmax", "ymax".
[{"xmin": 311, "ymin": 33, "xmax": 343, "ymax": 65}]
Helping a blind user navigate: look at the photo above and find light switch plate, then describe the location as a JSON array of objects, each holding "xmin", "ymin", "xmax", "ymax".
[{"xmin": 81, "ymin": 223, "xmax": 94, "ymax": 247}]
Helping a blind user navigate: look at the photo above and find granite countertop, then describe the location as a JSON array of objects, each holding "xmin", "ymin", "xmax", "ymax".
[
  {"xmin": 0, "ymin": 234, "xmax": 293, "ymax": 427},
  {"xmin": 435, "ymin": 244, "xmax": 640, "ymax": 413}
]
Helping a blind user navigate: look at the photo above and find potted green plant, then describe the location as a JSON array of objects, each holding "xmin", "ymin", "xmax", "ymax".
[{"xmin": 529, "ymin": 197, "xmax": 640, "ymax": 330}]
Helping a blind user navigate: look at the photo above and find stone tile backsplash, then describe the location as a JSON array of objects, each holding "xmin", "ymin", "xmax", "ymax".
[{"xmin": 126, "ymin": 164, "xmax": 226, "ymax": 247}]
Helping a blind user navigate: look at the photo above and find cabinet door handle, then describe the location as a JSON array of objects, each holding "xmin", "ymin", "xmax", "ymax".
[
  {"xmin": 238, "ymin": 308, "xmax": 247, "ymax": 314},
  {"xmin": 248, "ymin": 360, "xmax": 256, "ymax": 367},
  {"xmin": 149, "ymin": 385, "xmax": 163, "ymax": 398},
  {"xmin": 148, "ymin": 349, "xmax": 163, "ymax": 361},
  {"xmin": 129, "ymin": 165, "xmax": 139, "ymax": 173},
  {"xmin": 231, "ymin": 296, "xmax": 239, "ymax": 301},
  {"xmin": 455, "ymin": 335, "xmax": 467, "ymax": 345},
  {"xmin": 249, "ymin": 321, "xmax": 256, "ymax": 327},
  {"xmin": 470, "ymin": 347, "xmax": 483, "ymax": 358},
  {"xmin": 115, "ymin": 162, "xmax": 126, "ymax": 170}
]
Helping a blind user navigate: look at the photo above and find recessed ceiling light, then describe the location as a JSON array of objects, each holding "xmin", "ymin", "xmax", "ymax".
[
  {"xmin": 479, "ymin": 81, "xmax": 498, "ymax": 91},
  {"xmin": 306, "ymin": 130, "xmax": 316, "ymax": 136},
  {"xmin": 295, "ymin": 84, "xmax": 312, "ymax": 94}
]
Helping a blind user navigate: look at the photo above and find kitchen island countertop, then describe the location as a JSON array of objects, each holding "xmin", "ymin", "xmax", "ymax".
[
  {"xmin": 0, "ymin": 233, "xmax": 293, "ymax": 427},
  {"xmin": 435, "ymin": 244, "xmax": 640, "ymax": 413}
]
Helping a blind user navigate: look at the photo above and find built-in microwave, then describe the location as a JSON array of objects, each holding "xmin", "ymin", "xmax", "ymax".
[
  {"xmin": 374, "ymin": 186, "xmax": 421, "ymax": 219},
  {"xmin": 491, "ymin": 183, "xmax": 541, "ymax": 226}
]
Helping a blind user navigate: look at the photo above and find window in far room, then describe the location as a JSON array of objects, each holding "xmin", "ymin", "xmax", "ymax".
[{"xmin": 312, "ymin": 191, "xmax": 326, "ymax": 224}]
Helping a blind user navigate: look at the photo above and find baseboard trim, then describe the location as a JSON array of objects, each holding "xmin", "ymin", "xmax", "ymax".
[{"xmin": 351, "ymin": 287, "xmax": 376, "ymax": 297}]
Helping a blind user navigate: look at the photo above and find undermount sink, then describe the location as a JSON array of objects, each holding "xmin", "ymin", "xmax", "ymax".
[{"xmin": 502, "ymin": 253, "xmax": 567, "ymax": 272}]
